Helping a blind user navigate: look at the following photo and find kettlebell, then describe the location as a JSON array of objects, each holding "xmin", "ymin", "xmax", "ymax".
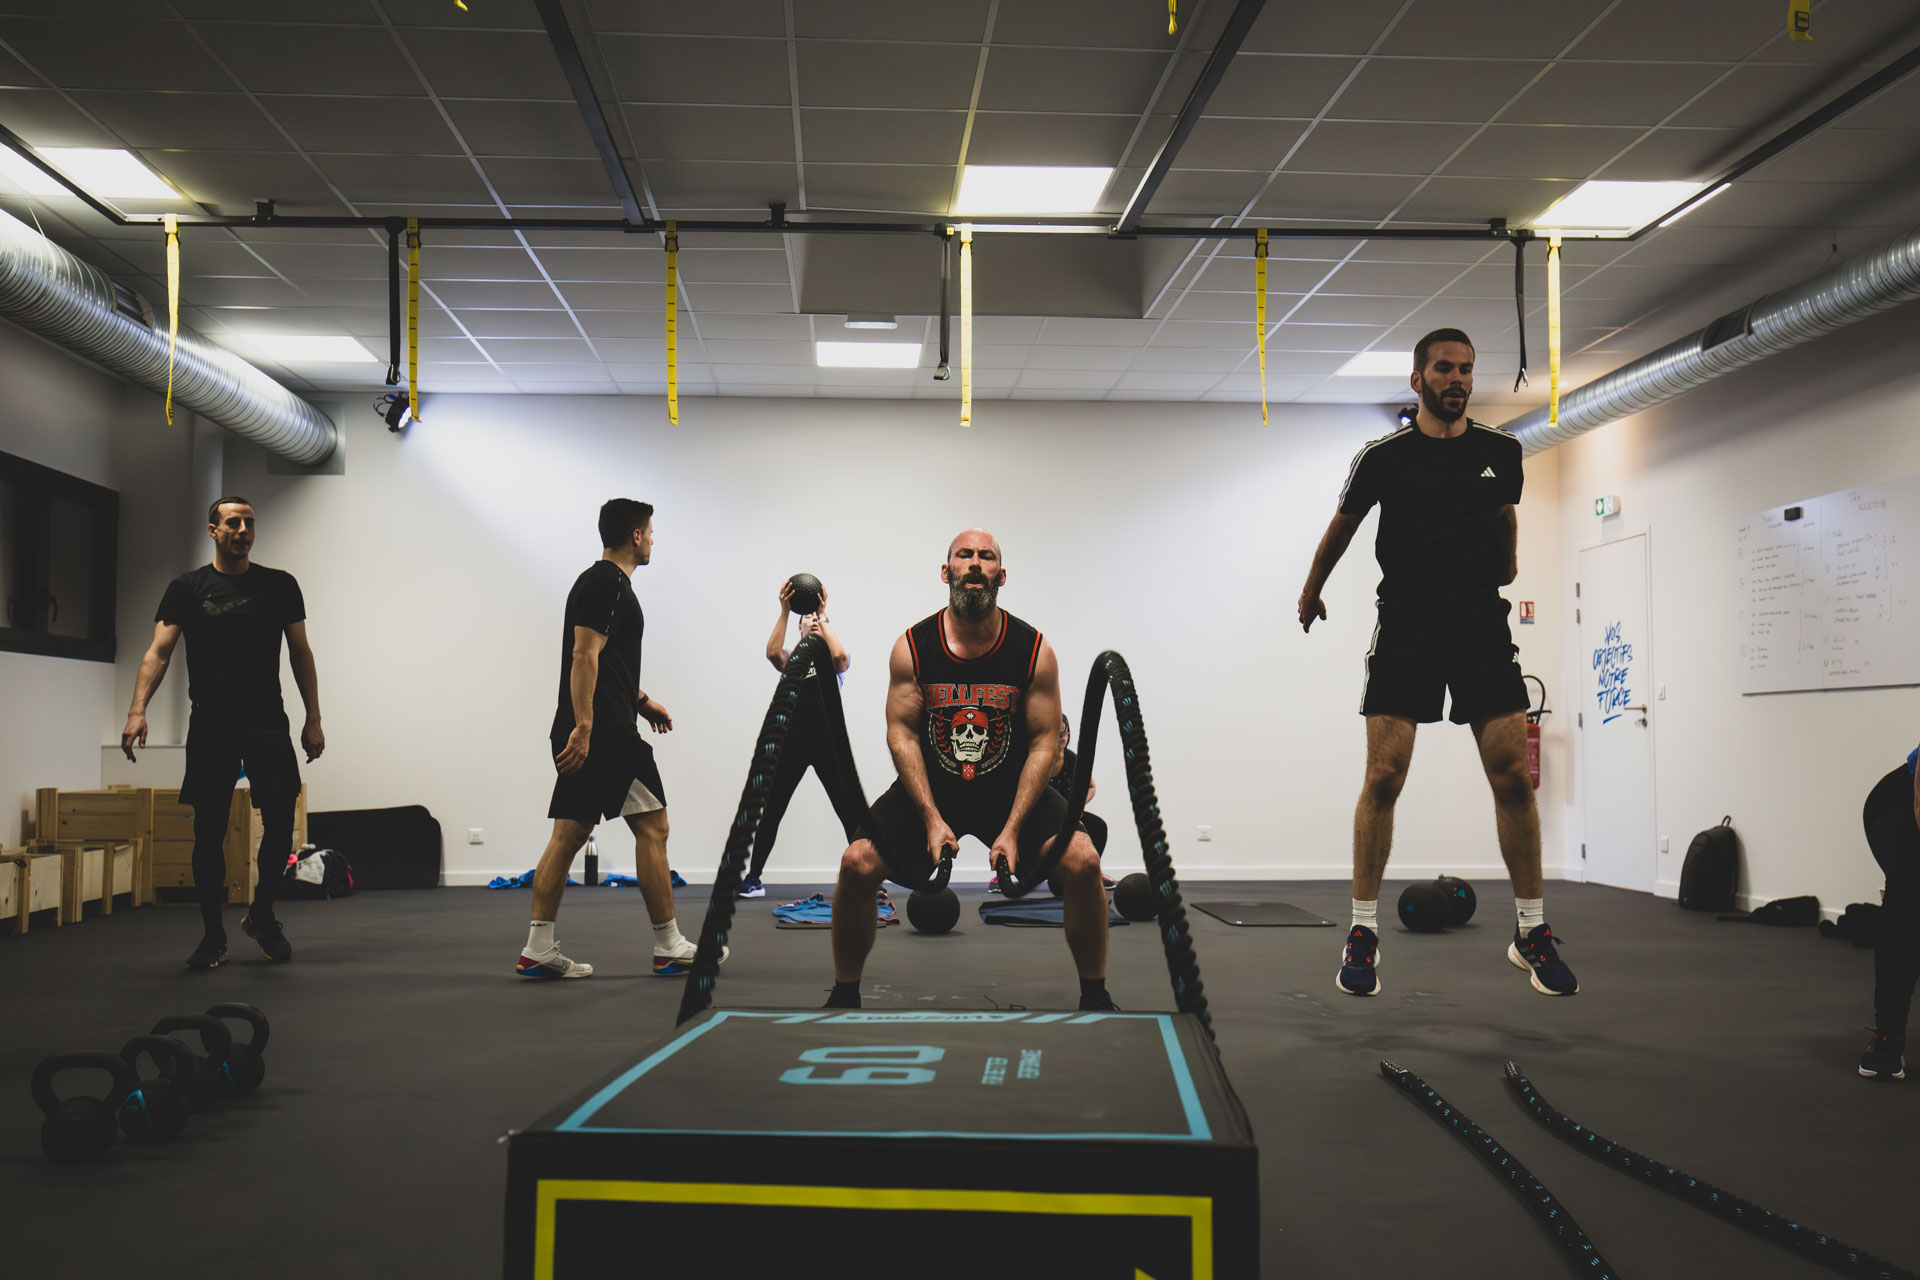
[
  {"xmin": 32, "ymin": 1050, "xmax": 136, "ymax": 1164},
  {"xmin": 1435, "ymin": 875, "xmax": 1477, "ymax": 926},
  {"xmin": 205, "ymin": 1003, "xmax": 270, "ymax": 1098},
  {"xmin": 118, "ymin": 1034, "xmax": 195, "ymax": 1142},
  {"xmin": 149, "ymin": 1014, "xmax": 234, "ymax": 1110}
]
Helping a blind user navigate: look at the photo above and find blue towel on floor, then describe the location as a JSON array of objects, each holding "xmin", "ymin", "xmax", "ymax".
[{"xmin": 486, "ymin": 870, "xmax": 578, "ymax": 889}]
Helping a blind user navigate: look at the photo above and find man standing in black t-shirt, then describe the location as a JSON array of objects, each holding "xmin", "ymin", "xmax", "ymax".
[
  {"xmin": 823, "ymin": 529, "xmax": 1110, "ymax": 1011},
  {"xmin": 514, "ymin": 498, "xmax": 724, "ymax": 980},
  {"xmin": 123, "ymin": 497, "xmax": 323, "ymax": 970},
  {"xmin": 1299, "ymin": 328, "xmax": 1578, "ymax": 999}
]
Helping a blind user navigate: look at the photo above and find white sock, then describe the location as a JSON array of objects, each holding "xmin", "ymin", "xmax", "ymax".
[
  {"xmin": 525, "ymin": 920, "xmax": 555, "ymax": 956},
  {"xmin": 652, "ymin": 918, "xmax": 686, "ymax": 953},
  {"xmin": 1516, "ymin": 897, "xmax": 1545, "ymax": 933},
  {"xmin": 1352, "ymin": 899, "xmax": 1378, "ymax": 930}
]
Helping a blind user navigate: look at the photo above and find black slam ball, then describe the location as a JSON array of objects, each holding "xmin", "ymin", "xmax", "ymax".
[
  {"xmin": 786, "ymin": 573, "xmax": 824, "ymax": 616},
  {"xmin": 1435, "ymin": 875, "xmax": 1477, "ymax": 926},
  {"xmin": 1113, "ymin": 872, "xmax": 1157, "ymax": 922},
  {"xmin": 1396, "ymin": 881, "xmax": 1450, "ymax": 933},
  {"xmin": 906, "ymin": 886, "xmax": 960, "ymax": 934}
]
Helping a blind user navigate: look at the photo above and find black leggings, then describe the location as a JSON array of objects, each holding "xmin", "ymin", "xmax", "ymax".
[
  {"xmin": 191, "ymin": 792, "xmax": 295, "ymax": 935},
  {"xmin": 1863, "ymin": 765, "xmax": 1920, "ymax": 1039},
  {"xmin": 747, "ymin": 730, "xmax": 868, "ymax": 881}
]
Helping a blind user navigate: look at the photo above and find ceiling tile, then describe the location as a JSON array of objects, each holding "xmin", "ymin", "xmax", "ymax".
[
  {"xmin": 482, "ymin": 157, "xmax": 627, "ymax": 206},
  {"xmin": 181, "ymin": 276, "xmax": 308, "ymax": 307},
  {"xmin": 794, "ymin": 0, "xmax": 990, "ymax": 42},
  {"xmin": 994, "ymin": 0, "xmax": 1209, "ymax": 49},
  {"xmin": 1288, "ymin": 120, "xmax": 1478, "ymax": 175},
  {"xmin": 1241, "ymin": 0, "xmax": 1408, "ymax": 55},
  {"xmin": 263, "ymin": 96, "xmax": 458, "ymax": 155},
  {"xmin": 584, "ymin": 0, "xmax": 787, "ymax": 36},
  {"xmin": 625, "ymin": 105, "xmax": 797, "ymax": 162},
  {"xmin": 683, "ymin": 282, "xmax": 796, "ymax": 311},
  {"xmin": 256, "ymin": 243, "xmax": 389, "ymax": 277},
  {"xmin": 196, "ymin": 23, "xmax": 422, "ymax": 96},
  {"xmin": 1207, "ymin": 55, "xmax": 1360, "ymax": 118},
  {"xmin": 1378, "ymin": 0, "xmax": 1614, "ymax": 59},
  {"xmin": 710, "ymin": 362, "xmax": 816, "ymax": 384},
  {"xmin": 675, "ymin": 248, "xmax": 789, "ymax": 284},
  {"xmin": 1146, "ymin": 169, "xmax": 1269, "ymax": 216},
  {"xmin": 800, "ymin": 109, "xmax": 966, "ymax": 165},
  {"xmin": 435, "ymin": 281, "xmax": 564, "ymax": 308},
  {"xmin": 486, "ymin": 343, "xmax": 602, "ymax": 366},
  {"xmin": 1175, "ymin": 117, "xmax": 1308, "ymax": 171},
  {"xmin": 1390, "ymin": 175, "xmax": 1575, "ymax": 225},
  {"xmin": 1015, "ymin": 368, "xmax": 1124, "ymax": 390},
  {"xmin": 1289, "ymin": 294, "xmax": 1426, "ymax": 325},
  {"xmin": 1570, "ymin": 0, "xmax": 1785, "ymax": 60},
  {"xmin": 0, "ymin": 87, "xmax": 119, "ymax": 146},
  {"xmin": 317, "ymin": 153, "xmax": 492, "ymax": 204},
  {"xmin": 603, "ymin": 36, "xmax": 791, "ymax": 105},
  {"xmin": 694, "ymin": 313, "xmax": 812, "ymax": 340},
  {"xmin": 978, "ymin": 48, "xmax": 1182, "ymax": 115},
  {"xmin": 1334, "ymin": 59, "xmax": 1546, "ymax": 122},
  {"xmin": 1130, "ymin": 347, "xmax": 1245, "ymax": 373},
  {"xmin": 1251, "ymin": 172, "xmax": 1422, "ymax": 220},
  {"xmin": 644, "ymin": 159, "xmax": 799, "ymax": 208},
  {"xmin": 72, "ymin": 89, "xmax": 287, "ymax": 150},
  {"xmin": 420, "ymin": 246, "xmax": 548, "ymax": 281},
  {"xmin": 1170, "ymin": 291, "xmax": 1303, "ymax": 323},
  {"xmin": 963, "ymin": 112, "xmax": 1140, "ymax": 167},
  {"xmin": 1749, "ymin": 128, "xmax": 1920, "ymax": 185},
  {"xmin": 577, "ymin": 310, "xmax": 666, "ymax": 338},
  {"xmin": 802, "ymin": 163, "xmax": 950, "ymax": 214},
  {"xmin": 1194, "ymin": 256, "xmax": 1335, "ymax": 292},
  {"xmin": 1591, "ymin": 127, "xmax": 1743, "ymax": 180},
  {"xmin": 1023, "ymin": 346, "xmax": 1138, "ymax": 371},
  {"xmin": 0, "ymin": 17, "xmax": 233, "ymax": 90},
  {"xmin": 796, "ymin": 41, "xmax": 979, "ymax": 110},
  {"xmin": 1505, "ymin": 61, "xmax": 1730, "ymax": 127},
  {"xmin": 142, "ymin": 149, "xmax": 342, "ymax": 210},
  {"xmin": 1149, "ymin": 320, "xmax": 1257, "ymax": 347},
  {"xmin": 701, "ymin": 338, "xmax": 814, "ymax": 365},
  {"xmin": 398, "ymin": 29, "xmax": 573, "ymax": 99},
  {"xmin": 1033, "ymin": 318, "xmax": 1159, "ymax": 345},
  {"xmin": 1272, "ymin": 321, "xmax": 1388, "ymax": 350},
  {"xmin": 1115, "ymin": 371, "xmax": 1220, "ymax": 391},
  {"xmin": 440, "ymin": 101, "xmax": 596, "ymax": 159},
  {"xmin": 1446, "ymin": 125, "xmax": 1644, "ymax": 180},
  {"xmin": 537, "ymin": 247, "xmax": 664, "ymax": 283}
]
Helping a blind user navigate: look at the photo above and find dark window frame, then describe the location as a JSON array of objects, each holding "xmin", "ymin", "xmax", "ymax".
[{"xmin": 0, "ymin": 449, "xmax": 118, "ymax": 663}]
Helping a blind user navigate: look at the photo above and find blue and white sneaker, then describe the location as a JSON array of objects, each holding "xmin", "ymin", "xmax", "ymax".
[
  {"xmin": 1508, "ymin": 923, "xmax": 1579, "ymax": 995},
  {"xmin": 652, "ymin": 939, "xmax": 728, "ymax": 976},
  {"xmin": 516, "ymin": 948, "xmax": 593, "ymax": 979},
  {"xmin": 737, "ymin": 876, "xmax": 766, "ymax": 899},
  {"xmin": 669, "ymin": 869, "xmax": 687, "ymax": 887},
  {"xmin": 1336, "ymin": 925, "xmax": 1380, "ymax": 996}
]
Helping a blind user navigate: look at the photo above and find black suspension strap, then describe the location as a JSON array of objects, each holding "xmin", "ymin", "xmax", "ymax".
[
  {"xmin": 1380, "ymin": 1060, "xmax": 1619, "ymax": 1277},
  {"xmin": 1503, "ymin": 1063, "xmax": 1917, "ymax": 1280},
  {"xmin": 992, "ymin": 651, "xmax": 1213, "ymax": 1037}
]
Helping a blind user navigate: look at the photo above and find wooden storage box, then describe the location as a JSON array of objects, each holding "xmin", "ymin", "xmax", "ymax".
[
  {"xmin": 1, "ymin": 849, "xmax": 67, "ymax": 933},
  {"xmin": 58, "ymin": 840, "xmax": 139, "ymax": 917},
  {"xmin": 0, "ymin": 859, "xmax": 17, "ymax": 935},
  {"xmin": 33, "ymin": 785, "xmax": 306, "ymax": 909}
]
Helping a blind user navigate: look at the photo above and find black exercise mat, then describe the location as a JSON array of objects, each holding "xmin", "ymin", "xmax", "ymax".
[
  {"xmin": 978, "ymin": 898, "xmax": 1127, "ymax": 927},
  {"xmin": 1194, "ymin": 901, "xmax": 1335, "ymax": 927}
]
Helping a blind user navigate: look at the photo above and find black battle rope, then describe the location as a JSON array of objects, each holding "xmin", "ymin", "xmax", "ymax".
[
  {"xmin": 992, "ymin": 651, "xmax": 1214, "ymax": 1038},
  {"xmin": 1380, "ymin": 1060, "xmax": 1619, "ymax": 1277},
  {"xmin": 1504, "ymin": 1063, "xmax": 1917, "ymax": 1280}
]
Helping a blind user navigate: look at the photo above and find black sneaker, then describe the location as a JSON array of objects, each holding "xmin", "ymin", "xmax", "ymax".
[
  {"xmin": 243, "ymin": 914, "xmax": 293, "ymax": 964},
  {"xmin": 1859, "ymin": 1029, "xmax": 1907, "ymax": 1080},
  {"xmin": 1336, "ymin": 925, "xmax": 1381, "ymax": 996},
  {"xmin": 185, "ymin": 935, "xmax": 228, "ymax": 971},
  {"xmin": 1078, "ymin": 992, "xmax": 1121, "ymax": 1012}
]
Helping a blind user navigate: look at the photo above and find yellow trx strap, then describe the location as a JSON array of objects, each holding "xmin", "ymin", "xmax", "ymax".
[
  {"xmin": 163, "ymin": 213, "xmax": 179, "ymax": 425},
  {"xmin": 665, "ymin": 221, "xmax": 679, "ymax": 425},
  {"xmin": 1168, "ymin": 0, "xmax": 1178, "ymax": 35},
  {"xmin": 1254, "ymin": 227, "xmax": 1269, "ymax": 426},
  {"xmin": 959, "ymin": 223, "xmax": 974, "ymax": 428},
  {"xmin": 406, "ymin": 218, "xmax": 423, "ymax": 424},
  {"xmin": 1547, "ymin": 232, "xmax": 1562, "ymax": 428},
  {"xmin": 1788, "ymin": 0, "xmax": 1812, "ymax": 41}
]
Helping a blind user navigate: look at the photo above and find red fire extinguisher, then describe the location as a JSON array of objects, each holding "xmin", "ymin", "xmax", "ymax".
[{"xmin": 1523, "ymin": 674, "xmax": 1549, "ymax": 790}]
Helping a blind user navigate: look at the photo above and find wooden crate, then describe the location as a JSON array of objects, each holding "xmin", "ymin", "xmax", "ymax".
[
  {"xmin": 56, "ymin": 840, "xmax": 138, "ymax": 918},
  {"xmin": 0, "ymin": 859, "xmax": 17, "ymax": 935},
  {"xmin": 34, "ymin": 785, "xmax": 306, "ymax": 908},
  {"xmin": 0, "ymin": 849, "xmax": 67, "ymax": 933},
  {"xmin": 34, "ymin": 787, "xmax": 154, "ymax": 908}
]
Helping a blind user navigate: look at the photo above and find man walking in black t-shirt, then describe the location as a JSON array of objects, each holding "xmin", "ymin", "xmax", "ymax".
[
  {"xmin": 1299, "ymin": 328, "xmax": 1578, "ymax": 999},
  {"xmin": 514, "ymin": 499, "xmax": 724, "ymax": 980},
  {"xmin": 823, "ymin": 529, "xmax": 1109, "ymax": 1011},
  {"xmin": 123, "ymin": 497, "xmax": 323, "ymax": 970}
]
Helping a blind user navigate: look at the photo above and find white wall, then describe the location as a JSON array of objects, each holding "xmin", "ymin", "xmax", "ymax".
[
  {"xmin": 0, "ymin": 319, "xmax": 202, "ymax": 847},
  {"xmin": 1548, "ymin": 300, "xmax": 1920, "ymax": 913},
  {"xmin": 221, "ymin": 394, "xmax": 1568, "ymax": 885}
]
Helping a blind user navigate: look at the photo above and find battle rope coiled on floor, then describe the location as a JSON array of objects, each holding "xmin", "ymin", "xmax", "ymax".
[
  {"xmin": 1380, "ymin": 1060, "xmax": 1619, "ymax": 1277},
  {"xmin": 1503, "ymin": 1062, "xmax": 1917, "ymax": 1279},
  {"xmin": 991, "ymin": 650, "xmax": 1213, "ymax": 1038},
  {"xmin": 675, "ymin": 634, "xmax": 952, "ymax": 1026}
]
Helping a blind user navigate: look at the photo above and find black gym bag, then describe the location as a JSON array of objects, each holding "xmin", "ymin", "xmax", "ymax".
[
  {"xmin": 1716, "ymin": 895, "xmax": 1819, "ymax": 926},
  {"xmin": 306, "ymin": 805, "xmax": 442, "ymax": 889},
  {"xmin": 1677, "ymin": 816, "xmax": 1739, "ymax": 912}
]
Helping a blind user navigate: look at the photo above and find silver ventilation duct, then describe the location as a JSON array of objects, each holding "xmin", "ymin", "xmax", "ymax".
[
  {"xmin": 1505, "ymin": 223, "xmax": 1920, "ymax": 456},
  {"xmin": 0, "ymin": 208, "xmax": 338, "ymax": 465}
]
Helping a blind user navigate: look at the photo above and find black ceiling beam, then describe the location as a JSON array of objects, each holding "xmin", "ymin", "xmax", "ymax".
[
  {"xmin": 1113, "ymin": 0, "xmax": 1269, "ymax": 235},
  {"xmin": 532, "ymin": 0, "xmax": 646, "ymax": 226}
]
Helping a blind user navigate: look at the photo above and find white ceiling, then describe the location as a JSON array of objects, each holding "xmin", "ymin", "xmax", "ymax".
[{"xmin": 2, "ymin": 0, "xmax": 1919, "ymax": 409}]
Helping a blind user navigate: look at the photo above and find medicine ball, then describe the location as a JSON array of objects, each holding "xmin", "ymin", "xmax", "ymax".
[
  {"xmin": 1113, "ymin": 872, "xmax": 1157, "ymax": 922},
  {"xmin": 786, "ymin": 573, "xmax": 824, "ymax": 616},
  {"xmin": 906, "ymin": 886, "xmax": 960, "ymax": 934},
  {"xmin": 1435, "ymin": 875, "xmax": 1477, "ymax": 926},
  {"xmin": 1396, "ymin": 881, "xmax": 1450, "ymax": 933}
]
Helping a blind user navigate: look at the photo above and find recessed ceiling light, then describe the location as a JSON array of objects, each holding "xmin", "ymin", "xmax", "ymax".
[
  {"xmin": 1335, "ymin": 351, "xmax": 1411, "ymax": 378},
  {"xmin": 1531, "ymin": 180, "xmax": 1707, "ymax": 234},
  {"xmin": 0, "ymin": 145, "xmax": 182, "ymax": 200},
  {"xmin": 843, "ymin": 313, "xmax": 898, "ymax": 330},
  {"xmin": 0, "ymin": 146, "xmax": 63, "ymax": 196},
  {"xmin": 953, "ymin": 166, "xmax": 1113, "ymax": 216},
  {"xmin": 238, "ymin": 335, "xmax": 379, "ymax": 363},
  {"xmin": 815, "ymin": 341, "xmax": 922, "ymax": 369}
]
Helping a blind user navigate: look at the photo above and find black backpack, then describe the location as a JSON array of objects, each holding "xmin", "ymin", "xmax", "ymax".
[{"xmin": 1678, "ymin": 816, "xmax": 1739, "ymax": 912}]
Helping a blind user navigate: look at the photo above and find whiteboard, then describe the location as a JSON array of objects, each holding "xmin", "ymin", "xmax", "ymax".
[{"xmin": 1737, "ymin": 472, "xmax": 1919, "ymax": 694}]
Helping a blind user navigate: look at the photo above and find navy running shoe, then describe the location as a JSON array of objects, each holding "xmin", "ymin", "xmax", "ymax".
[
  {"xmin": 1859, "ymin": 1029, "xmax": 1907, "ymax": 1080},
  {"xmin": 185, "ymin": 934, "xmax": 228, "ymax": 971},
  {"xmin": 1336, "ymin": 925, "xmax": 1380, "ymax": 996},
  {"xmin": 737, "ymin": 876, "xmax": 766, "ymax": 899},
  {"xmin": 1508, "ymin": 923, "xmax": 1579, "ymax": 995},
  {"xmin": 243, "ymin": 913, "xmax": 292, "ymax": 963}
]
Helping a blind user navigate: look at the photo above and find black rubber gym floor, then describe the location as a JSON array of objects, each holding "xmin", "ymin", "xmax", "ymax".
[{"xmin": 4, "ymin": 880, "xmax": 1912, "ymax": 1279}]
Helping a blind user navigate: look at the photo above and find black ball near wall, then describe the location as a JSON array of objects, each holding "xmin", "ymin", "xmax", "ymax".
[
  {"xmin": 1396, "ymin": 881, "xmax": 1450, "ymax": 933},
  {"xmin": 1113, "ymin": 873, "xmax": 1157, "ymax": 922},
  {"xmin": 906, "ymin": 887, "xmax": 960, "ymax": 934}
]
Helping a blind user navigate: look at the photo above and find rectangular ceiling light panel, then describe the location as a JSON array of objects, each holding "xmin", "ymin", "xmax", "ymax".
[
  {"xmin": 816, "ymin": 341, "xmax": 923, "ymax": 368},
  {"xmin": 238, "ymin": 335, "xmax": 379, "ymax": 363},
  {"xmin": 0, "ymin": 145, "xmax": 183, "ymax": 200},
  {"xmin": 1530, "ymin": 180, "xmax": 1706, "ymax": 234},
  {"xmin": 953, "ymin": 166, "xmax": 1113, "ymax": 216}
]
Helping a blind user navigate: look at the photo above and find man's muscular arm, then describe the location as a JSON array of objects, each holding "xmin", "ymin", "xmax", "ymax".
[
  {"xmin": 121, "ymin": 621, "xmax": 182, "ymax": 761},
  {"xmin": 990, "ymin": 641, "xmax": 1064, "ymax": 875},
  {"xmin": 884, "ymin": 634, "xmax": 955, "ymax": 857},
  {"xmin": 1298, "ymin": 509, "xmax": 1364, "ymax": 632}
]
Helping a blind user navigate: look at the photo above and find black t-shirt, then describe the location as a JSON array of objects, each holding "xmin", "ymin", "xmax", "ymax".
[
  {"xmin": 552, "ymin": 560, "xmax": 644, "ymax": 741},
  {"xmin": 1338, "ymin": 420, "xmax": 1523, "ymax": 607},
  {"xmin": 905, "ymin": 608, "xmax": 1043, "ymax": 808},
  {"xmin": 155, "ymin": 564, "xmax": 305, "ymax": 716}
]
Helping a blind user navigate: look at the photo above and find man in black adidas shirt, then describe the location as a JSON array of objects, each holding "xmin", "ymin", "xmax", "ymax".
[
  {"xmin": 824, "ymin": 529, "xmax": 1110, "ymax": 1011},
  {"xmin": 1299, "ymin": 328, "xmax": 1578, "ymax": 1000},
  {"xmin": 512, "ymin": 499, "xmax": 723, "ymax": 981},
  {"xmin": 122, "ymin": 497, "xmax": 323, "ymax": 970}
]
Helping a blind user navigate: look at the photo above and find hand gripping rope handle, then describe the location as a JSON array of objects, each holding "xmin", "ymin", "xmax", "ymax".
[
  {"xmin": 1380, "ymin": 1060, "xmax": 1619, "ymax": 1277},
  {"xmin": 676, "ymin": 634, "xmax": 953, "ymax": 1026},
  {"xmin": 993, "ymin": 651, "xmax": 1213, "ymax": 1038},
  {"xmin": 1503, "ymin": 1062, "xmax": 1917, "ymax": 1279}
]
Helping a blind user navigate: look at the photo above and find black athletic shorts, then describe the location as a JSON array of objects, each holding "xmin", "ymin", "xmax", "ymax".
[
  {"xmin": 547, "ymin": 729, "xmax": 667, "ymax": 823},
  {"xmin": 1360, "ymin": 599, "xmax": 1529, "ymax": 725},
  {"xmin": 180, "ymin": 707, "xmax": 301, "ymax": 810},
  {"xmin": 855, "ymin": 780, "xmax": 1081, "ymax": 886}
]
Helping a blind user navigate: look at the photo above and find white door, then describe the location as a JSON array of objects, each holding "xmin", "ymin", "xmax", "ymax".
[{"xmin": 1576, "ymin": 534, "xmax": 1656, "ymax": 892}]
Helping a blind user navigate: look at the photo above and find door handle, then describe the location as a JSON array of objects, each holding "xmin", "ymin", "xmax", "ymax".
[{"xmin": 1623, "ymin": 705, "xmax": 1647, "ymax": 712}]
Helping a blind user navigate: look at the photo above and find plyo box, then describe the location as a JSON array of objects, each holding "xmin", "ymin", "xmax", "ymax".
[{"xmin": 506, "ymin": 1009, "xmax": 1258, "ymax": 1280}]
